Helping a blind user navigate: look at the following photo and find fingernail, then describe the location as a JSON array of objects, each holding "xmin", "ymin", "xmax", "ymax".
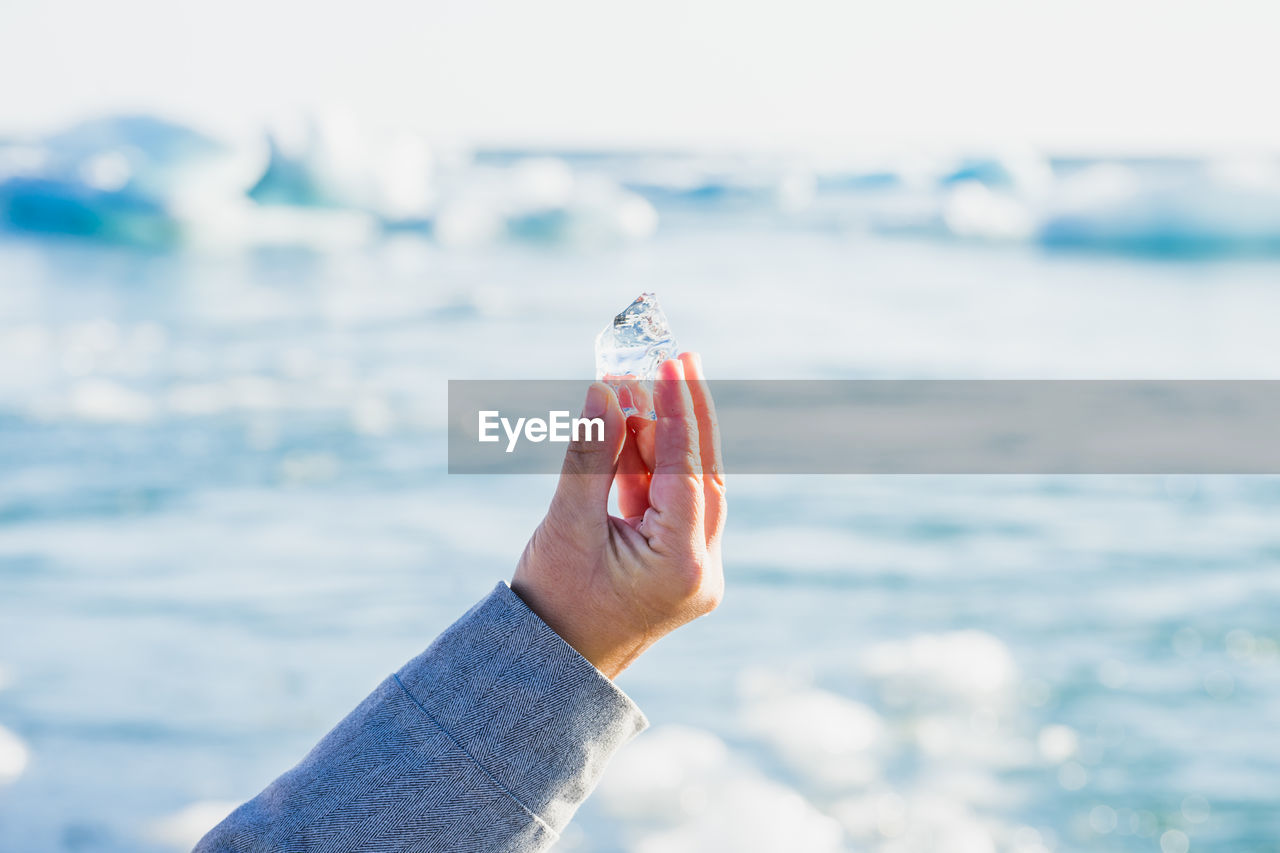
[
  {"xmin": 666, "ymin": 359, "xmax": 684, "ymax": 380},
  {"xmin": 692, "ymin": 352, "xmax": 704, "ymax": 375},
  {"xmin": 584, "ymin": 383, "xmax": 608, "ymax": 417}
]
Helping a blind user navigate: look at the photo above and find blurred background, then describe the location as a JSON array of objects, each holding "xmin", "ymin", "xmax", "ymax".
[{"xmin": 2, "ymin": 1, "xmax": 1280, "ymax": 851}]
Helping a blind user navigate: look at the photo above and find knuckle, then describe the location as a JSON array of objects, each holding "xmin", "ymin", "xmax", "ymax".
[
  {"xmin": 560, "ymin": 451, "xmax": 587, "ymax": 475},
  {"xmin": 568, "ymin": 435, "xmax": 605, "ymax": 455},
  {"xmin": 562, "ymin": 440, "xmax": 606, "ymax": 473},
  {"xmin": 701, "ymin": 583, "xmax": 724, "ymax": 615},
  {"xmin": 676, "ymin": 552, "xmax": 713, "ymax": 598},
  {"xmin": 706, "ymin": 472, "xmax": 727, "ymax": 498},
  {"xmin": 657, "ymin": 451, "xmax": 701, "ymax": 476},
  {"xmin": 691, "ymin": 569, "xmax": 723, "ymax": 616}
]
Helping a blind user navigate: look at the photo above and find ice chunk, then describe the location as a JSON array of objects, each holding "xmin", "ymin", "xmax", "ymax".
[{"xmin": 594, "ymin": 292, "xmax": 678, "ymax": 418}]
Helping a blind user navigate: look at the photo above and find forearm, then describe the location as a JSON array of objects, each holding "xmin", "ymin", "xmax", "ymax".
[{"xmin": 196, "ymin": 582, "xmax": 647, "ymax": 853}]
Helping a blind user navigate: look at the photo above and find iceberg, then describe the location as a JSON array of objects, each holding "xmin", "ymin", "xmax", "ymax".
[
  {"xmin": 248, "ymin": 111, "xmax": 437, "ymax": 228},
  {"xmin": 434, "ymin": 159, "xmax": 657, "ymax": 248},
  {"xmin": 0, "ymin": 115, "xmax": 266, "ymax": 246},
  {"xmin": 1037, "ymin": 161, "xmax": 1280, "ymax": 257}
]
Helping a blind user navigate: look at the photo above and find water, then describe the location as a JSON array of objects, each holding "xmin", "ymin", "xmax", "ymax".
[{"xmin": 1, "ymin": 185, "xmax": 1280, "ymax": 851}]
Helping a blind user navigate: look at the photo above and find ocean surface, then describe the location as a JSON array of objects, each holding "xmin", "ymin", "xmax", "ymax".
[{"xmin": 1, "ymin": 125, "xmax": 1280, "ymax": 852}]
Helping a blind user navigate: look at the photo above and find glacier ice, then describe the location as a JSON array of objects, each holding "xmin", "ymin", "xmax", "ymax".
[{"xmin": 594, "ymin": 292, "xmax": 677, "ymax": 418}]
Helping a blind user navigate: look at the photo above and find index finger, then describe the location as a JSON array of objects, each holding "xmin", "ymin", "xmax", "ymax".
[
  {"xmin": 648, "ymin": 358, "xmax": 703, "ymax": 524},
  {"xmin": 679, "ymin": 351, "xmax": 726, "ymax": 545}
]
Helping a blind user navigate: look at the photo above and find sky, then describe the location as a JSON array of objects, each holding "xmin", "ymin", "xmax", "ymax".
[{"xmin": 3, "ymin": 0, "xmax": 1278, "ymax": 153}]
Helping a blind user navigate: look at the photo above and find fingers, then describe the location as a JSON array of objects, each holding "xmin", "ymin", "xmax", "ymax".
[
  {"xmin": 604, "ymin": 375, "xmax": 652, "ymax": 422},
  {"xmin": 679, "ymin": 351, "xmax": 726, "ymax": 545},
  {"xmin": 629, "ymin": 414, "xmax": 655, "ymax": 472},
  {"xmin": 545, "ymin": 382, "xmax": 626, "ymax": 535},
  {"xmin": 618, "ymin": 377, "xmax": 656, "ymax": 474},
  {"xmin": 615, "ymin": 422, "xmax": 651, "ymax": 520},
  {"xmin": 627, "ymin": 380, "xmax": 654, "ymax": 423},
  {"xmin": 648, "ymin": 359, "xmax": 703, "ymax": 535}
]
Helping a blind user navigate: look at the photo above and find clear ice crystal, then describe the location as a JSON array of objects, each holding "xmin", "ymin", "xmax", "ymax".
[{"xmin": 594, "ymin": 292, "xmax": 677, "ymax": 418}]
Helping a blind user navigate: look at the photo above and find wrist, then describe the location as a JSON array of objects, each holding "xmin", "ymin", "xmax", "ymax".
[{"xmin": 508, "ymin": 577, "xmax": 646, "ymax": 679}]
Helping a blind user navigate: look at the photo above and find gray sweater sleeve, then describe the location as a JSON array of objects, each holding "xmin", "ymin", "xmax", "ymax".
[{"xmin": 195, "ymin": 581, "xmax": 649, "ymax": 853}]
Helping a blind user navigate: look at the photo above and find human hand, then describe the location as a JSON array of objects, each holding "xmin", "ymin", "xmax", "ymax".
[{"xmin": 511, "ymin": 352, "xmax": 726, "ymax": 679}]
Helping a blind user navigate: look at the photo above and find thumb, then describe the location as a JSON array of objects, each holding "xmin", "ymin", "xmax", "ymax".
[{"xmin": 546, "ymin": 382, "xmax": 626, "ymax": 530}]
